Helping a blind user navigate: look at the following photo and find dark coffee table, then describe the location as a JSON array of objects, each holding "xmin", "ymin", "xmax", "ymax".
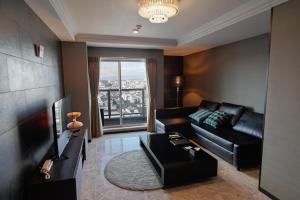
[{"xmin": 140, "ymin": 133, "xmax": 218, "ymax": 187}]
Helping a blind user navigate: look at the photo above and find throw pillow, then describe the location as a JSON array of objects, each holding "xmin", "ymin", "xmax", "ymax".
[
  {"xmin": 188, "ymin": 109, "xmax": 212, "ymax": 123},
  {"xmin": 203, "ymin": 111, "xmax": 231, "ymax": 128}
]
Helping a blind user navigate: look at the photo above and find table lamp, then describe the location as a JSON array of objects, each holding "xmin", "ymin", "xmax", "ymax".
[{"xmin": 67, "ymin": 112, "xmax": 83, "ymax": 129}]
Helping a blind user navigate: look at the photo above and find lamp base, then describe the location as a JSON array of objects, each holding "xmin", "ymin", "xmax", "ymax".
[
  {"xmin": 70, "ymin": 128, "xmax": 80, "ymax": 133},
  {"xmin": 67, "ymin": 121, "xmax": 83, "ymax": 129}
]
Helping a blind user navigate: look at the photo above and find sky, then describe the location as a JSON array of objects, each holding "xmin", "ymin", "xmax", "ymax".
[{"xmin": 100, "ymin": 61, "xmax": 147, "ymax": 80}]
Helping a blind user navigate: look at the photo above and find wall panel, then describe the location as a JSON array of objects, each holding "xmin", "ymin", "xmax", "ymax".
[{"xmin": 0, "ymin": 0, "xmax": 63, "ymax": 199}]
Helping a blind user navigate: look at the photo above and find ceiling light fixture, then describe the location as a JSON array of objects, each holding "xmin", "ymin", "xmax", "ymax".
[
  {"xmin": 132, "ymin": 29, "xmax": 139, "ymax": 34},
  {"xmin": 138, "ymin": 0, "xmax": 179, "ymax": 24},
  {"xmin": 132, "ymin": 24, "xmax": 142, "ymax": 34}
]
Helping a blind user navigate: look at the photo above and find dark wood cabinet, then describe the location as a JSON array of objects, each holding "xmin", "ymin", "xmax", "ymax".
[{"xmin": 27, "ymin": 129, "xmax": 88, "ymax": 200}]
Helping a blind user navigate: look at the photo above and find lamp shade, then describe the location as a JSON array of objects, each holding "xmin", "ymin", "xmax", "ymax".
[
  {"xmin": 173, "ymin": 76, "xmax": 184, "ymax": 87},
  {"xmin": 67, "ymin": 112, "xmax": 81, "ymax": 119},
  {"xmin": 67, "ymin": 112, "xmax": 83, "ymax": 129}
]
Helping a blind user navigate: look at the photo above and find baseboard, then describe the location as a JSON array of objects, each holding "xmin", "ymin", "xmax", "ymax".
[
  {"xmin": 104, "ymin": 126, "xmax": 147, "ymax": 134},
  {"xmin": 259, "ymin": 186, "xmax": 280, "ymax": 200}
]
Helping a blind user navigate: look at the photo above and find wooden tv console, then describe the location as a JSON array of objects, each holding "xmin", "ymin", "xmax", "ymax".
[{"xmin": 27, "ymin": 129, "xmax": 88, "ymax": 200}]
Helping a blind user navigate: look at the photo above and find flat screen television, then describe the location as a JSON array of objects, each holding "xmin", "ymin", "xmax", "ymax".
[{"xmin": 52, "ymin": 96, "xmax": 72, "ymax": 158}]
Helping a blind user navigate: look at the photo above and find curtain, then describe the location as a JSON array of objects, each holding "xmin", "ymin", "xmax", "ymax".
[
  {"xmin": 146, "ymin": 59, "xmax": 157, "ymax": 132},
  {"xmin": 88, "ymin": 57, "xmax": 103, "ymax": 138}
]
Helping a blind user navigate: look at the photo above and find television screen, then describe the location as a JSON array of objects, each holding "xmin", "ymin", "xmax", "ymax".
[
  {"xmin": 53, "ymin": 97, "xmax": 71, "ymax": 137},
  {"xmin": 52, "ymin": 96, "xmax": 72, "ymax": 158}
]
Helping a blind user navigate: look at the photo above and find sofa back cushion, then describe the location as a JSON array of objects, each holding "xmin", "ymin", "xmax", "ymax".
[
  {"xmin": 203, "ymin": 111, "xmax": 231, "ymax": 128},
  {"xmin": 233, "ymin": 111, "xmax": 264, "ymax": 139},
  {"xmin": 188, "ymin": 109, "xmax": 212, "ymax": 123},
  {"xmin": 199, "ymin": 100, "xmax": 220, "ymax": 111},
  {"xmin": 219, "ymin": 102, "xmax": 245, "ymax": 126}
]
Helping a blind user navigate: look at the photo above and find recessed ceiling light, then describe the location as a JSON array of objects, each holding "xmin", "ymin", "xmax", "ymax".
[
  {"xmin": 132, "ymin": 28, "xmax": 139, "ymax": 34},
  {"xmin": 132, "ymin": 25, "xmax": 142, "ymax": 34}
]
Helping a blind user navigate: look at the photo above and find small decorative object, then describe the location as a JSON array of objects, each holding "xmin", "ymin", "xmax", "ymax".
[
  {"xmin": 168, "ymin": 132, "xmax": 181, "ymax": 139},
  {"xmin": 170, "ymin": 138, "xmax": 191, "ymax": 146},
  {"xmin": 194, "ymin": 147, "xmax": 200, "ymax": 151},
  {"xmin": 67, "ymin": 112, "xmax": 83, "ymax": 129},
  {"xmin": 184, "ymin": 146, "xmax": 193, "ymax": 151},
  {"xmin": 40, "ymin": 159, "xmax": 53, "ymax": 180},
  {"xmin": 138, "ymin": 0, "xmax": 179, "ymax": 23},
  {"xmin": 189, "ymin": 147, "xmax": 201, "ymax": 159},
  {"xmin": 34, "ymin": 44, "xmax": 44, "ymax": 58},
  {"xmin": 173, "ymin": 75, "xmax": 184, "ymax": 107}
]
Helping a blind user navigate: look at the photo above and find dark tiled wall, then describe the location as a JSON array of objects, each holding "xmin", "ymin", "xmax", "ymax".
[
  {"xmin": 0, "ymin": 0, "xmax": 63, "ymax": 199},
  {"xmin": 164, "ymin": 56, "xmax": 183, "ymax": 108}
]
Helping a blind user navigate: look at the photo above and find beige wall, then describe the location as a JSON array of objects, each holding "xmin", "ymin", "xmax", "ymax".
[
  {"xmin": 61, "ymin": 42, "xmax": 91, "ymax": 139},
  {"xmin": 260, "ymin": 0, "xmax": 300, "ymax": 199},
  {"xmin": 88, "ymin": 47, "xmax": 164, "ymax": 109},
  {"xmin": 183, "ymin": 34, "xmax": 269, "ymax": 113}
]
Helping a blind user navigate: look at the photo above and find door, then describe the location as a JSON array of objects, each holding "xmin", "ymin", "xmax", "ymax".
[{"xmin": 99, "ymin": 58, "xmax": 148, "ymax": 128}]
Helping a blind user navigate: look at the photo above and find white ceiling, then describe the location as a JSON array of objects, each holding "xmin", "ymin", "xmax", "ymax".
[
  {"xmin": 165, "ymin": 10, "xmax": 271, "ymax": 56},
  {"xmin": 25, "ymin": 0, "xmax": 288, "ymax": 55},
  {"xmin": 66, "ymin": 0, "xmax": 250, "ymax": 39}
]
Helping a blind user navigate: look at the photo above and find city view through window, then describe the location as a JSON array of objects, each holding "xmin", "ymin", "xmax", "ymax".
[{"xmin": 99, "ymin": 60, "xmax": 148, "ymax": 127}]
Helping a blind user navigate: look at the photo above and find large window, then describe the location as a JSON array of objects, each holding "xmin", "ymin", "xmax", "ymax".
[{"xmin": 99, "ymin": 58, "xmax": 148, "ymax": 128}]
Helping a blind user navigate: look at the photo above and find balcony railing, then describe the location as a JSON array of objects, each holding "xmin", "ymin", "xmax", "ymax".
[{"xmin": 99, "ymin": 88, "xmax": 147, "ymax": 127}]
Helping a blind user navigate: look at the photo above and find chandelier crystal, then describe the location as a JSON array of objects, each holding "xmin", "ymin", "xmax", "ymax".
[{"xmin": 138, "ymin": 0, "xmax": 179, "ymax": 24}]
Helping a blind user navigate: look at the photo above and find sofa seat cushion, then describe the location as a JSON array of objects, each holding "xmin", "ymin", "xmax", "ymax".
[
  {"xmin": 156, "ymin": 117, "xmax": 190, "ymax": 132},
  {"xmin": 191, "ymin": 122, "xmax": 261, "ymax": 152},
  {"xmin": 191, "ymin": 123, "xmax": 234, "ymax": 151}
]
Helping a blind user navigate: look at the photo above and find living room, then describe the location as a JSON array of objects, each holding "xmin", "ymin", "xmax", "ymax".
[{"xmin": 0, "ymin": 0, "xmax": 299, "ymax": 200}]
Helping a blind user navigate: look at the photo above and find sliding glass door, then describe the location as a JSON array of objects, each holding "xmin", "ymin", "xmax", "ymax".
[
  {"xmin": 99, "ymin": 60, "xmax": 121, "ymax": 126},
  {"xmin": 99, "ymin": 58, "xmax": 148, "ymax": 128}
]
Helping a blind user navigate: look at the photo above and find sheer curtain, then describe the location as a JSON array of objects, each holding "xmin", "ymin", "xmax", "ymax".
[
  {"xmin": 146, "ymin": 59, "xmax": 157, "ymax": 132},
  {"xmin": 88, "ymin": 57, "xmax": 103, "ymax": 137}
]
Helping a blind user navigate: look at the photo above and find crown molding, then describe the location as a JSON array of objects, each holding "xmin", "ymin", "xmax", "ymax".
[
  {"xmin": 49, "ymin": 0, "xmax": 76, "ymax": 40},
  {"xmin": 76, "ymin": 34, "xmax": 177, "ymax": 49},
  {"xmin": 178, "ymin": 0, "xmax": 288, "ymax": 45}
]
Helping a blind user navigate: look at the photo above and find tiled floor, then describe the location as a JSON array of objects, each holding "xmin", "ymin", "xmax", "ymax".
[{"xmin": 80, "ymin": 132, "xmax": 270, "ymax": 200}]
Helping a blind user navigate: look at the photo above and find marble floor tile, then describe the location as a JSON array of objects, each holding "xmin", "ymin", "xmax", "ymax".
[{"xmin": 80, "ymin": 132, "xmax": 270, "ymax": 200}]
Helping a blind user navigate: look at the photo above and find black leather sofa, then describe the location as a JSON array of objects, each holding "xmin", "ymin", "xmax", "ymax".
[{"xmin": 155, "ymin": 100, "xmax": 263, "ymax": 170}]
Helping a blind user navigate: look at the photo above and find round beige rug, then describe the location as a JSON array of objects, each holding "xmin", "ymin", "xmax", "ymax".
[{"xmin": 104, "ymin": 150, "xmax": 163, "ymax": 190}]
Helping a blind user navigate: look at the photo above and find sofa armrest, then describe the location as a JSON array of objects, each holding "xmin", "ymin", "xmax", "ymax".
[
  {"xmin": 233, "ymin": 142, "xmax": 262, "ymax": 169},
  {"xmin": 155, "ymin": 106, "xmax": 198, "ymax": 119}
]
